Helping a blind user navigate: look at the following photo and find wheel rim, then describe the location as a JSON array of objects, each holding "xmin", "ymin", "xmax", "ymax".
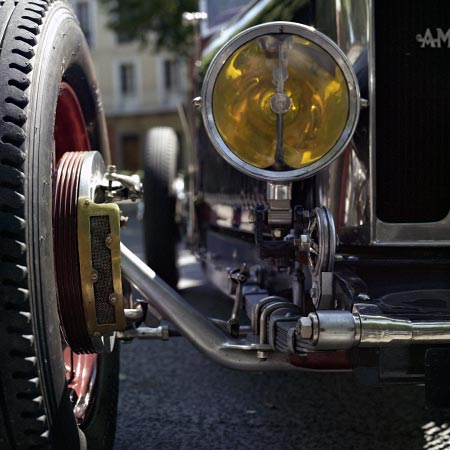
[
  {"xmin": 54, "ymin": 82, "xmax": 90, "ymax": 161},
  {"xmin": 53, "ymin": 81, "xmax": 98, "ymax": 424}
]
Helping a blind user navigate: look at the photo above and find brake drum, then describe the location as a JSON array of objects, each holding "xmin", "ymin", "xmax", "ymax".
[{"xmin": 53, "ymin": 151, "xmax": 125, "ymax": 354}]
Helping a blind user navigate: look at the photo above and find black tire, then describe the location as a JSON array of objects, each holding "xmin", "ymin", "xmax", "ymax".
[
  {"xmin": 143, "ymin": 127, "xmax": 180, "ymax": 288},
  {"xmin": 0, "ymin": 1, "xmax": 118, "ymax": 449}
]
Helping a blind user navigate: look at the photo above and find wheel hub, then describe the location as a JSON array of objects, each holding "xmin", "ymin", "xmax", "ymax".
[{"xmin": 54, "ymin": 151, "xmax": 125, "ymax": 354}]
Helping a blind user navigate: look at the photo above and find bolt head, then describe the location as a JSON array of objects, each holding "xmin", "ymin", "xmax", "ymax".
[
  {"xmin": 120, "ymin": 215, "xmax": 129, "ymax": 227},
  {"xmin": 109, "ymin": 294, "xmax": 118, "ymax": 305},
  {"xmin": 192, "ymin": 96, "xmax": 202, "ymax": 109},
  {"xmin": 105, "ymin": 235, "xmax": 113, "ymax": 246},
  {"xmin": 297, "ymin": 316, "xmax": 313, "ymax": 340},
  {"xmin": 257, "ymin": 351, "xmax": 268, "ymax": 361},
  {"xmin": 91, "ymin": 270, "xmax": 98, "ymax": 283},
  {"xmin": 273, "ymin": 228, "xmax": 282, "ymax": 238},
  {"xmin": 84, "ymin": 199, "xmax": 91, "ymax": 206},
  {"xmin": 299, "ymin": 234, "xmax": 311, "ymax": 252}
]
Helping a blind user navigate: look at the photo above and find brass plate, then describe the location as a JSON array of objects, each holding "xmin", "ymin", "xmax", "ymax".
[{"xmin": 77, "ymin": 196, "xmax": 126, "ymax": 334}]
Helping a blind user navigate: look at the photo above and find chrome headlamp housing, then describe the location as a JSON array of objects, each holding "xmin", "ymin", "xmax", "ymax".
[{"xmin": 201, "ymin": 22, "xmax": 360, "ymax": 182}]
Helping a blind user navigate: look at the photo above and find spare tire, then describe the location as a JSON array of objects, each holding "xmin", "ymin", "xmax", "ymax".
[{"xmin": 143, "ymin": 127, "xmax": 180, "ymax": 288}]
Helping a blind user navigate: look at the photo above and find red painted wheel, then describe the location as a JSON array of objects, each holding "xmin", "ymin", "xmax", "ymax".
[
  {"xmin": 54, "ymin": 83, "xmax": 98, "ymax": 423},
  {"xmin": 0, "ymin": 2, "xmax": 119, "ymax": 449}
]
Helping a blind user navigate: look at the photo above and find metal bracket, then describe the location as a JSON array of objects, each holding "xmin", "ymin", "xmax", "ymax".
[
  {"xmin": 117, "ymin": 325, "xmax": 169, "ymax": 341},
  {"xmin": 267, "ymin": 182, "xmax": 292, "ymax": 228},
  {"xmin": 99, "ymin": 165, "xmax": 143, "ymax": 203},
  {"xmin": 227, "ymin": 264, "xmax": 249, "ymax": 337},
  {"xmin": 77, "ymin": 197, "xmax": 126, "ymax": 335}
]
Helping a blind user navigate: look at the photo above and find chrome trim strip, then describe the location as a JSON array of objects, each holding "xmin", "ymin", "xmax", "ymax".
[
  {"xmin": 202, "ymin": 0, "xmax": 274, "ymax": 58},
  {"xmin": 368, "ymin": 0, "xmax": 376, "ymax": 244},
  {"xmin": 375, "ymin": 214, "xmax": 450, "ymax": 246}
]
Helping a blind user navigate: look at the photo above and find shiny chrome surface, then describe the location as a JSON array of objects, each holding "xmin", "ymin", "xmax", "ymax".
[
  {"xmin": 317, "ymin": 144, "xmax": 370, "ymax": 245},
  {"xmin": 297, "ymin": 305, "xmax": 450, "ymax": 351},
  {"xmin": 117, "ymin": 326, "xmax": 169, "ymax": 340},
  {"xmin": 121, "ymin": 244, "xmax": 305, "ymax": 370},
  {"xmin": 309, "ymin": 310, "xmax": 358, "ymax": 350},
  {"xmin": 369, "ymin": 0, "xmax": 450, "ymax": 246},
  {"xmin": 202, "ymin": 0, "xmax": 274, "ymax": 62},
  {"xmin": 267, "ymin": 182, "xmax": 292, "ymax": 225},
  {"xmin": 365, "ymin": 0, "xmax": 450, "ymax": 246},
  {"xmin": 124, "ymin": 305, "xmax": 145, "ymax": 321},
  {"xmin": 316, "ymin": 0, "xmax": 371, "ymax": 245},
  {"xmin": 267, "ymin": 182, "xmax": 291, "ymax": 206},
  {"xmin": 354, "ymin": 303, "xmax": 450, "ymax": 346},
  {"xmin": 318, "ymin": 0, "xmax": 450, "ymax": 246},
  {"xmin": 374, "ymin": 216, "xmax": 450, "ymax": 246},
  {"xmin": 78, "ymin": 151, "xmax": 105, "ymax": 200},
  {"xmin": 202, "ymin": 21, "xmax": 360, "ymax": 182},
  {"xmin": 200, "ymin": 0, "xmax": 450, "ymax": 246}
]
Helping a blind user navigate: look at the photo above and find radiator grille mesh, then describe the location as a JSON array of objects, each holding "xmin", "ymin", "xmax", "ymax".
[
  {"xmin": 90, "ymin": 216, "xmax": 116, "ymax": 324},
  {"xmin": 375, "ymin": 0, "xmax": 450, "ymax": 223}
]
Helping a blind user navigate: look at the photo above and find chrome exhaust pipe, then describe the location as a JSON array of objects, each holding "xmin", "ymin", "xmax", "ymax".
[{"xmin": 120, "ymin": 244, "xmax": 297, "ymax": 371}]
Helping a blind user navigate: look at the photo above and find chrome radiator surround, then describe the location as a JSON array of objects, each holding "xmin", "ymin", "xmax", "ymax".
[{"xmin": 317, "ymin": 0, "xmax": 450, "ymax": 247}]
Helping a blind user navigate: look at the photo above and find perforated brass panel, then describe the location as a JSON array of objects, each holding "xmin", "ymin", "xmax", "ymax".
[{"xmin": 77, "ymin": 197, "xmax": 126, "ymax": 334}]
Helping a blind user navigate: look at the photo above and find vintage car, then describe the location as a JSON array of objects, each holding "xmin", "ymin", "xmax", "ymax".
[{"xmin": 0, "ymin": 0, "xmax": 449, "ymax": 448}]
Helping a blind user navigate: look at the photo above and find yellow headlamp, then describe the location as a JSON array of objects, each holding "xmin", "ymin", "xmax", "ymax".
[{"xmin": 202, "ymin": 22, "xmax": 360, "ymax": 181}]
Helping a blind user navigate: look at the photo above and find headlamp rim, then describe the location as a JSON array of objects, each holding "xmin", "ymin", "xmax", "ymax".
[{"xmin": 201, "ymin": 21, "xmax": 361, "ymax": 182}]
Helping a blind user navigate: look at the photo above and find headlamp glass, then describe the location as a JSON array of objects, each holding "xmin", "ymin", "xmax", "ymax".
[
  {"xmin": 202, "ymin": 22, "xmax": 360, "ymax": 181},
  {"xmin": 213, "ymin": 35, "xmax": 349, "ymax": 170}
]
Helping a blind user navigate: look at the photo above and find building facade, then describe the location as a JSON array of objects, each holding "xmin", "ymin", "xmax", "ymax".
[{"xmin": 70, "ymin": 0, "xmax": 189, "ymax": 170}]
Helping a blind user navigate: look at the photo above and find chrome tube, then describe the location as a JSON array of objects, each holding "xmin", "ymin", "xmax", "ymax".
[
  {"xmin": 120, "ymin": 244, "xmax": 297, "ymax": 371},
  {"xmin": 412, "ymin": 322, "xmax": 450, "ymax": 342},
  {"xmin": 359, "ymin": 316, "xmax": 450, "ymax": 346},
  {"xmin": 298, "ymin": 309, "xmax": 450, "ymax": 350},
  {"xmin": 311, "ymin": 311, "xmax": 359, "ymax": 350}
]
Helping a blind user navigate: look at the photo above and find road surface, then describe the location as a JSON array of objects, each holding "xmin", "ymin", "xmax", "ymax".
[{"xmin": 114, "ymin": 208, "xmax": 450, "ymax": 450}]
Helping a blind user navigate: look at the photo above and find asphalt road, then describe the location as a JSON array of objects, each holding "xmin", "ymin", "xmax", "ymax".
[{"xmin": 114, "ymin": 208, "xmax": 450, "ymax": 450}]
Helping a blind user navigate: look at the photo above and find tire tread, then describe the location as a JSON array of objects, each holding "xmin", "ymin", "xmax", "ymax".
[
  {"xmin": 0, "ymin": 1, "xmax": 54, "ymax": 448},
  {"xmin": 143, "ymin": 127, "xmax": 179, "ymax": 288}
]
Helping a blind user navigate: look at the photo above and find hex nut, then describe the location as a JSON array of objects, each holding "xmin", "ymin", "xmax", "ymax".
[{"xmin": 297, "ymin": 316, "xmax": 313, "ymax": 340}]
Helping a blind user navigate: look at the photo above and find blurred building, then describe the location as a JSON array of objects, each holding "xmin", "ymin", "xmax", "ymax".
[{"xmin": 70, "ymin": 0, "xmax": 189, "ymax": 170}]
